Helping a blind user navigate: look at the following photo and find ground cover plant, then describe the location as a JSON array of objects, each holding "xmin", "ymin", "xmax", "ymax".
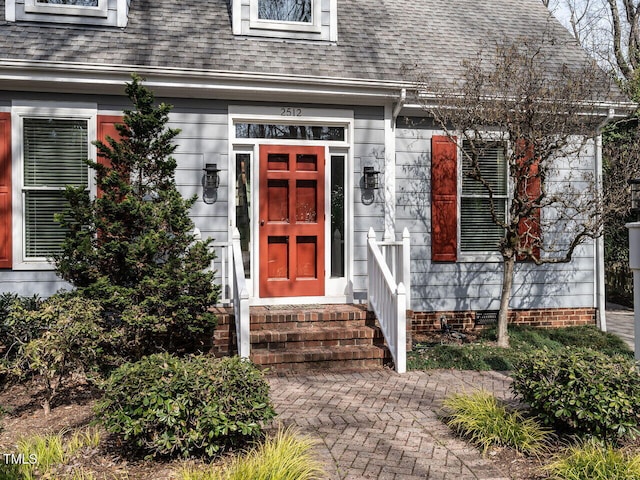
[
  {"xmin": 545, "ymin": 440, "xmax": 640, "ymax": 480},
  {"xmin": 178, "ymin": 427, "xmax": 325, "ymax": 480},
  {"xmin": 443, "ymin": 390, "xmax": 551, "ymax": 455},
  {"xmin": 0, "ymin": 427, "xmax": 101, "ymax": 480},
  {"xmin": 95, "ymin": 354, "xmax": 276, "ymax": 458},
  {"xmin": 408, "ymin": 324, "xmax": 632, "ymax": 371}
]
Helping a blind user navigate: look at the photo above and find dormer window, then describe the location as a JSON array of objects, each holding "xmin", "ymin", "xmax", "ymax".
[
  {"xmin": 258, "ymin": 0, "xmax": 312, "ymax": 23},
  {"xmin": 25, "ymin": 0, "xmax": 108, "ymax": 18},
  {"xmin": 6, "ymin": 0, "xmax": 128, "ymax": 27},
  {"xmin": 233, "ymin": 0, "xmax": 337, "ymax": 41}
]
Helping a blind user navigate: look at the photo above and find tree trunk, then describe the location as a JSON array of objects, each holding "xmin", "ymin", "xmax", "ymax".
[
  {"xmin": 42, "ymin": 399, "xmax": 51, "ymax": 416},
  {"xmin": 497, "ymin": 255, "xmax": 516, "ymax": 348}
]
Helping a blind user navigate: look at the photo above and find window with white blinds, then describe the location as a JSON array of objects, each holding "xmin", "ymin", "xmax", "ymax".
[
  {"xmin": 460, "ymin": 141, "xmax": 507, "ymax": 253},
  {"xmin": 23, "ymin": 118, "xmax": 89, "ymax": 258}
]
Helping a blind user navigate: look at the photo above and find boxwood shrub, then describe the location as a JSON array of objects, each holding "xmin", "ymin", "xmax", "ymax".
[
  {"xmin": 95, "ymin": 354, "xmax": 276, "ymax": 458},
  {"xmin": 511, "ymin": 347, "xmax": 640, "ymax": 441}
]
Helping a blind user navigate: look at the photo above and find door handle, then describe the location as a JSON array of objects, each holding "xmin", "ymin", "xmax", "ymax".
[{"xmin": 260, "ymin": 219, "xmax": 265, "ymax": 226}]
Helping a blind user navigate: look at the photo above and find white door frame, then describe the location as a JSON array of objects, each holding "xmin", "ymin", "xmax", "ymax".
[{"xmin": 228, "ymin": 105, "xmax": 354, "ymax": 305}]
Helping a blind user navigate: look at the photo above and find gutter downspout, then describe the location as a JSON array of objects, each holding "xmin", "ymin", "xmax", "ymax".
[
  {"xmin": 595, "ymin": 108, "xmax": 615, "ymax": 331},
  {"xmin": 392, "ymin": 88, "xmax": 407, "ymax": 129}
]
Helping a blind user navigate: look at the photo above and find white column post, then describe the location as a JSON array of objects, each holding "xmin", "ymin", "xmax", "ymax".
[
  {"xmin": 367, "ymin": 228, "xmax": 376, "ymax": 311},
  {"xmin": 383, "ymin": 103, "xmax": 396, "ymax": 241},
  {"xmin": 626, "ymin": 222, "xmax": 640, "ymax": 361}
]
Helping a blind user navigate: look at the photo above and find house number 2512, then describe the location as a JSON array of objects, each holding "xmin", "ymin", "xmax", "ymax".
[{"xmin": 281, "ymin": 107, "xmax": 302, "ymax": 117}]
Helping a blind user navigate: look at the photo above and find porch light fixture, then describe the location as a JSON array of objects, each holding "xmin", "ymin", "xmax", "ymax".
[
  {"xmin": 363, "ymin": 166, "xmax": 380, "ymax": 190},
  {"xmin": 203, "ymin": 163, "xmax": 221, "ymax": 189},
  {"xmin": 202, "ymin": 163, "xmax": 221, "ymax": 204}
]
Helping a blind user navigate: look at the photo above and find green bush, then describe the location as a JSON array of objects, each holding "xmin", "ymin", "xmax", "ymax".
[
  {"xmin": 95, "ymin": 354, "xmax": 276, "ymax": 458},
  {"xmin": 545, "ymin": 439, "xmax": 640, "ymax": 480},
  {"xmin": 443, "ymin": 390, "xmax": 551, "ymax": 455},
  {"xmin": 511, "ymin": 347, "xmax": 640, "ymax": 441},
  {"xmin": 0, "ymin": 293, "xmax": 43, "ymax": 369},
  {"xmin": 2, "ymin": 295, "xmax": 106, "ymax": 414}
]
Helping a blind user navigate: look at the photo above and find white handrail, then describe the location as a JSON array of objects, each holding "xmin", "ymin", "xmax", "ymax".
[
  {"xmin": 367, "ymin": 227, "xmax": 407, "ymax": 373},
  {"xmin": 231, "ymin": 228, "xmax": 250, "ymax": 359}
]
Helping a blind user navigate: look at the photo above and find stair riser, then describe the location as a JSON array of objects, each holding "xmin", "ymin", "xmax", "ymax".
[
  {"xmin": 210, "ymin": 305, "xmax": 392, "ymax": 372},
  {"xmin": 264, "ymin": 359, "xmax": 386, "ymax": 373}
]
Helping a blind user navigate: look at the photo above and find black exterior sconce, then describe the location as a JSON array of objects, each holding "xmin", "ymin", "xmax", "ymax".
[
  {"xmin": 629, "ymin": 178, "xmax": 640, "ymax": 220},
  {"xmin": 204, "ymin": 163, "xmax": 220, "ymax": 188},
  {"xmin": 363, "ymin": 166, "xmax": 380, "ymax": 190},
  {"xmin": 203, "ymin": 163, "xmax": 221, "ymax": 204}
]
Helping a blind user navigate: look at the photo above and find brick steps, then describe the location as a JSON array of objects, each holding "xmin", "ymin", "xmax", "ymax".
[{"xmin": 211, "ymin": 304, "xmax": 391, "ymax": 372}]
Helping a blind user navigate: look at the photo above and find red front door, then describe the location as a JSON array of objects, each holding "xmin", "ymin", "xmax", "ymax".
[{"xmin": 259, "ymin": 145, "xmax": 325, "ymax": 297}]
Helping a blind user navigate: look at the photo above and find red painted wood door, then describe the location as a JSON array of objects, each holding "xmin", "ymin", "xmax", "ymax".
[{"xmin": 259, "ymin": 145, "xmax": 325, "ymax": 297}]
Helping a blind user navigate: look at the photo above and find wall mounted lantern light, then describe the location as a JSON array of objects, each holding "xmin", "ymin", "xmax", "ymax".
[
  {"xmin": 363, "ymin": 166, "xmax": 380, "ymax": 190},
  {"xmin": 202, "ymin": 162, "xmax": 221, "ymax": 204},
  {"xmin": 204, "ymin": 163, "xmax": 221, "ymax": 189}
]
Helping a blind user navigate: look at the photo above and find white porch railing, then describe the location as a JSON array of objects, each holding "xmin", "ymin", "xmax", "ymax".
[
  {"xmin": 367, "ymin": 227, "xmax": 410, "ymax": 373},
  {"xmin": 210, "ymin": 229, "xmax": 250, "ymax": 359},
  {"xmin": 231, "ymin": 228, "xmax": 250, "ymax": 358}
]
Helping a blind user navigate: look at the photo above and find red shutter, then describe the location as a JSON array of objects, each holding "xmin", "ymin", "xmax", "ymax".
[
  {"xmin": 96, "ymin": 115, "xmax": 124, "ymax": 198},
  {"xmin": 516, "ymin": 140, "xmax": 541, "ymax": 260},
  {"xmin": 431, "ymin": 135, "xmax": 458, "ymax": 262},
  {"xmin": 0, "ymin": 112, "xmax": 11, "ymax": 269}
]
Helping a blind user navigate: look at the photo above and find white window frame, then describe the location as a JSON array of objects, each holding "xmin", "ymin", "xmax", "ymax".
[
  {"xmin": 458, "ymin": 137, "xmax": 509, "ymax": 262},
  {"xmin": 229, "ymin": 105, "xmax": 354, "ymax": 304},
  {"xmin": 249, "ymin": 0, "xmax": 322, "ymax": 33},
  {"xmin": 11, "ymin": 102, "xmax": 97, "ymax": 270},
  {"xmin": 24, "ymin": 0, "xmax": 108, "ymax": 17}
]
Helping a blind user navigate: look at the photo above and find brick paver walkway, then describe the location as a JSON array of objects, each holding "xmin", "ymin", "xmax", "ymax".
[{"xmin": 269, "ymin": 369, "xmax": 512, "ymax": 480}]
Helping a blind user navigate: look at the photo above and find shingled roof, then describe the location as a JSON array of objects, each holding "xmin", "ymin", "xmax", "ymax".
[{"xmin": 0, "ymin": 0, "xmax": 625, "ymax": 103}]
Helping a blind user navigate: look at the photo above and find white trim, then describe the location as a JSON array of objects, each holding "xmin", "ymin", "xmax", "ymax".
[
  {"xmin": 251, "ymin": 295, "xmax": 349, "ymax": 306},
  {"xmin": 25, "ymin": 0, "xmax": 108, "ymax": 17},
  {"xmin": 329, "ymin": 0, "xmax": 338, "ymax": 41},
  {"xmin": 383, "ymin": 103, "xmax": 396, "ymax": 240},
  {"xmin": 229, "ymin": 105, "xmax": 354, "ymax": 302},
  {"xmin": 11, "ymin": 102, "xmax": 97, "ymax": 270},
  {"xmin": 5, "ymin": 0, "xmax": 16, "ymax": 21},
  {"xmin": 0, "ymin": 59, "xmax": 410, "ymax": 104}
]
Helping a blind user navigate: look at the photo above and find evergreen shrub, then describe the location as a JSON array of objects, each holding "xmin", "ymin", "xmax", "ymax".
[
  {"xmin": 511, "ymin": 347, "xmax": 640, "ymax": 441},
  {"xmin": 96, "ymin": 354, "xmax": 276, "ymax": 458},
  {"xmin": 55, "ymin": 75, "xmax": 218, "ymax": 362}
]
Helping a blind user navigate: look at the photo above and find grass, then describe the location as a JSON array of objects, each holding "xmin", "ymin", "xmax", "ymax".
[
  {"xmin": 408, "ymin": 325, "xmax": 632, "ymax": 370},
  {"xmin": 545, "ymin": 440, "xmax": 640, "ymax": 480},
  {"xmin": 443, "ymin": 390, "xmax": 551, "ymax": 455},
  {"xmin": 178, "ymin": 427, "xmax": 325, "ymax": 480},
  {"xmin": 0, "ymin": 426, "xmax": 102, "ymax": 480}
]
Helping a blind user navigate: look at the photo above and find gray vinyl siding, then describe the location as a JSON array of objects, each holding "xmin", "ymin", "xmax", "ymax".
[
  {"xmin": 395, "ymin": 124, "xmax": 596, "ymax": 313},
  {"xmin": 352, "ymin": 107, "xmax": 385, "ymax": 298},
  {"xmin": 0, "ymin": 95, "xmax": 230, "ymax": 297}
]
